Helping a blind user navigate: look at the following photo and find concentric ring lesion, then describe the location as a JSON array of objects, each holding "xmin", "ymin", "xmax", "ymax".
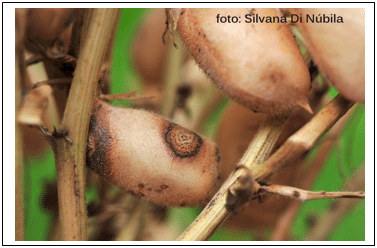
[{"xmin": 165, "ymin": 123, "xmax": 202, "ymax": 158}]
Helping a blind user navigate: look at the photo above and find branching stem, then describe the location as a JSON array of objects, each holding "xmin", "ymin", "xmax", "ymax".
[
  {"xmin": 177, "ymin": 94, "xmax": 354, "ymax": 241},
  {"xmin": 176, "ymin": 114, "xmax": 288, "ymax": 241},
  {"xmin": 53, "ymin": 9, "xmax": 120, "ymax": 241}
]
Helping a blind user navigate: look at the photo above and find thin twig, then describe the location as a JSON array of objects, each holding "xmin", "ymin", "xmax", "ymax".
[
  {"xmin": 99, "ymin": 91, "xmax": 156, "ymax": 102},
  {"xmin": 260, "ymin": 184, "xmax": 364, "ymax": 202},
  {"xmin": 53, "ymin": 9, "xmax": 120, "ymax": 241},
  {"xmin": 270, "ymin": 104, "xmax": 355, "ymax": 241}
]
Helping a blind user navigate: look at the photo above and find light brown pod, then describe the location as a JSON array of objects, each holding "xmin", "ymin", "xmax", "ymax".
[
  {"xmin": 168, "ymin": 8, "xmax": 311, "ymax": 115},
  {"xmin": 86, "ymin": 100, "xmax": 221, "ymax": 207},
  {"xmin": 132, "ymin": 9, "xmax": 168, "ymax": 85},
  {"xmin": 215, "ymin": 101, "xmax": 312, "ymax": 230},
  {"xmin": 291, "ymin": 8, "xmax": 365, "ymax": 102}
]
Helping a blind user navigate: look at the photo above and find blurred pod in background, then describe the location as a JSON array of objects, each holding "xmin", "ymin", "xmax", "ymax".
[{"xmin": 289, "ymin": 8, "xmax": 365, "ymax": 103}]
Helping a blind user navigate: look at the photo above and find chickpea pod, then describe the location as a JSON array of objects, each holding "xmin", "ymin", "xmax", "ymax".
[
  {"xmin": 86, "ymin": 100, "xmax": 221, "ymax": 207},
  {"xmin": 168, "ymin": 8, "xmax": 312, "ymax": 115},
  {"xmin": 290, "ymin": 8, "xmax": 365, "ymax": 102}
]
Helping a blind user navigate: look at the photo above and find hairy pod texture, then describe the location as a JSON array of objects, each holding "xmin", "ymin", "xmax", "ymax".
[
  {"xmin": 168, "ymin": 8, "xmax": 312, "ymax": 115},
  {"xmin": 291, "ymin": 8, "xmax": 365, "ymax": 103},
  {"xmin": 86, "ymin": 100, "xmax": 221, "ymax": 207}
]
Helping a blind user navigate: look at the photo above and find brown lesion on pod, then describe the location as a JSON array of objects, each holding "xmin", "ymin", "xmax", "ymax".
[
  {"xmin": 86, "ymin": 102, "xmax": 113, "ymax": 176},
  {"xmin": 164, "ymin": 123, "xmax": 202, "ymax": 158},
  {"xmin": 86, "ymin": 99, "xmax": 221, "ymax": 207}
]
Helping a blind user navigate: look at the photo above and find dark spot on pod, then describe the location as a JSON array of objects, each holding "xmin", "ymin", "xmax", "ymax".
[
  {"xmin": 181, "ymin": 10, "xmax": 185, "ymax": 15},
  {"xmin": 180, "ymin": 202, "xmax": 186, "ymax": 207},
  {"xmin": 198, "ymin": 48, "xmax": 201, "ymax": 53},
  {"xmin": 320, "ymin": 191, "xmax": 326, "ymax": 195},
  {"xmin": 148, "ymin": 188, "xmax": 152, "ymax": 191},
  {"xmin": 165, "ymin": 123, "xmax": 202, "ymax": 158},
  {"xmin": 293, "ymin": 191, "xmax": 300, "ymax": 197},
  {"xmin": 160, "ymin": 184, "xmax": 169, "ymax": 190},
  {"xmin": 86, "ymin": 113, "xmax": 112, "ymax": 175},
  {"xmin": 139, "ymin": 193, "xmax": 145, "ymax": 197},
  {"xmin": 138, "ymin": 183, "xmax": 144, "ymax": 189},
  {"xmin": 215, "ymin": 147, "xmax": 221, "ymax": 163}
]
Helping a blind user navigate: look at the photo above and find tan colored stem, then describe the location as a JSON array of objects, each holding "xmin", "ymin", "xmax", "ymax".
[
  {"xmin": 177, "ymin": 94, "xmax": 353, "ymax": 241},
  {"xmin": 15, "ymin": 8, "xmax": 27, "ymax": 241},
  {"xmin": 271, "ymin": 105, "xmax": 354, "ymax": 241},
  {"xmin": 176, "ymin": 114, "xmax": 288, "ymax": 241},
  {"xmin": 254, "ymin": 94, "xmax": 354, "ymax": 183},
  {"xmin": 54, "ymin": 9, "xmax": 120, "ymax": 241},
  {"xmin": 161, "ymin": 33, "xmax": 185, "ymax": 117},
  {"xmin": 261, "ymin": 184, "xmax": 364, "ymax": 201}
]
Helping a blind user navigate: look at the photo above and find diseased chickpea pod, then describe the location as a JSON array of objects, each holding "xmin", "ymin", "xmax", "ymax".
[
  {"xmin": 86, "ymin": 99, "xmax": 221, "ymax": 207},
  {"xmin": 289, "ymin": 8, "xmax": 365, "ymax": 102}
]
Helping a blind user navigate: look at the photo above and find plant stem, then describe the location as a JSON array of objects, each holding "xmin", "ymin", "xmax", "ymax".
[
  {"xmin": 260, "ymin": 185, "xmax": 364, "ymax": 201},
  {"xmin": 161, "ymin": 33, "xmax": 185, "ymax": 118},
  {"xmin": 15, "ymin": 8, "xmax": 27, "ymax": 241},
  {"xmin": 176, "ymin": 114, "xmax": 288, "ymax": 241},
  {"xmin": 271, "ymin": 105, "xmax": 354, "ymax": 240},
  {"xmin": 177, "ymin": 94, "xmax": 354, "ymax": 241},
  {"xmin": 54, "ymin": 9, "xmax": 120, "ymax": 241},
  {"xmin": 254, "ymin": 94, "xmax": 355, "ymax": 183}
]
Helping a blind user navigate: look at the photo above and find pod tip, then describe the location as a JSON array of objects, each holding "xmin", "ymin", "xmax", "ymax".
[{"xmin": 298, "ymin": 101, "xmax": 313, "ymax": 114}]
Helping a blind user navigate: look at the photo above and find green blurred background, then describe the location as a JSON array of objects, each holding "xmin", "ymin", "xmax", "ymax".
[{"xmin": 23, "ymin": 8, "xmax": 365, "ymax": 241}]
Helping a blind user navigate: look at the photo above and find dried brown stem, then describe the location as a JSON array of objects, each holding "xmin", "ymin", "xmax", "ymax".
[
  {"xmin": 15, "ymin": 8, "xmax": 27, "ymax": 241},
  {"xmin": 99, "ymin": 91, "xmax": 156, "ymax": 101},
  {"xmin": 161, "ymin": 33, "xmax": 185, "ymax": 118},
  {"xmin": 260, "ymin": 184, "xmax": 364, "ymax": 201},
  {"xmin": 53, "ymin": 9, "xmax": 120, "ymax": 241},
  {"xmin": 253, "ymin": 94, "xmax": 355, "ymax": 183},
  {"xmin": 176, "ymin": 114, "xmax": 288, "ymax": 241},
  {"xmin": 177, "ymin": 94, "xmax": 354, "ymax": 241},
  {"xmin": 270, "ymin": 105, "xmax": 355, "ymax": 241}
]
